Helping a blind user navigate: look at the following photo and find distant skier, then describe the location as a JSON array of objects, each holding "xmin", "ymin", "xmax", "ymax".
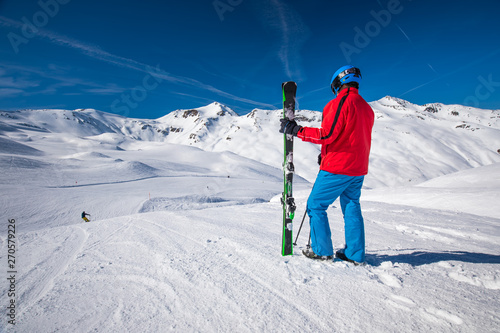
[
  {"xmin": 81, "ymin": 211, "xmax": 91, "ymax": 222},
  {"xmin": 280, "ymin": 65, "xmax": 374, "ymax": 264}
]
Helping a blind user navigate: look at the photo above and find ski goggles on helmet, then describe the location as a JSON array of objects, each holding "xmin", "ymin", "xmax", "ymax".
[{"xmin": 331, "ymin": 67, "xmax": 362, "ymax": 94}]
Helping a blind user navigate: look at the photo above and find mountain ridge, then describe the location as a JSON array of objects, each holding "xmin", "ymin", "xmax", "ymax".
[{"xmin": 1, "ymin": 97, "xmax": 499, "ymax": 187}]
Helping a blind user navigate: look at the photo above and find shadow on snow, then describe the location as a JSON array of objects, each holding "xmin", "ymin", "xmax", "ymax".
[{"xmin": 367, "ymin": 250, "xmax": 500, "ymax": 267}]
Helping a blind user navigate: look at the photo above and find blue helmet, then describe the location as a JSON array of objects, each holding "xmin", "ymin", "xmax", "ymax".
[{"xmin": 330, "ymin": 65, "xmax": 362, "ymax": 95}]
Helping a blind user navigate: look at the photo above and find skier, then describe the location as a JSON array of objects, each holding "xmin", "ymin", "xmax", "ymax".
[
  {"xmin": 279, "ymin": 65, "xmax": 374, "ymax": 264},
  {"xmin": 81, "ymin": 211, "xmax": 91, "ymax": 222}
]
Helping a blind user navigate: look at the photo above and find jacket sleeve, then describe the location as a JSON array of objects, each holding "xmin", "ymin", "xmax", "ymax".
[{"xmin": 297, "ymin": 101, "xmax": 346, "ymax": 145}]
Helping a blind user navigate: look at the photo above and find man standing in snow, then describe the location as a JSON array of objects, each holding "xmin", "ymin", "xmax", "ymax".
[{"xmin": 279, "ymin": 65, "xmax": 374, "ymax": 264}]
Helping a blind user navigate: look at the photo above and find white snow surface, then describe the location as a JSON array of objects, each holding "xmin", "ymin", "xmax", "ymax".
[{"xmin": 0, "ymin": 98, "xmax": 499, "ymax": 332}]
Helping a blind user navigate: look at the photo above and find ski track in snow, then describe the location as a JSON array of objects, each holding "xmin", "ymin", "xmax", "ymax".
[
  {"xmin": 16, "ymin": 226, "xmax": 89, "ymax": 318},
  {"xmin": 135, "ymin": 214, "xmax": 334, "ymax": 331},
  {"xmin": 3, "ymin": 199, "xmax": 499, "ymax": 332}
]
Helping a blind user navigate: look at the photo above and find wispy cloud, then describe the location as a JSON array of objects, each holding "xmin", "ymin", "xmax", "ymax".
[
  {"xmin": 259, "ymin": 0, "xmax": 310, "ymax": 80},
  {"xmin": 395, "ymin": 23, "xmax": 411, "ymax": 43},
  {"xmin": 398, "ymin": 48, "xmax": 500, "ymax": 98},
  {"xmin": 0, "ymin": 75, "xmax": 39, "ymax": 89},
  {"xmin": 0, "ymin": 63, "xmax": 128, "ymax": 97},
  {"xmin": 427, "ymin": 63, "xmax": 438, "ymax": 74},
  {"xmin": 0, "ymin": 88, "xmax": 23, "ymax": 97},
  {"xmin": 83, "ymin": 85, "xmax": 126, "ymax": 94},
  {"xmin": 0, "ymin": 15, "xmax": 274, "ymax": 109}
]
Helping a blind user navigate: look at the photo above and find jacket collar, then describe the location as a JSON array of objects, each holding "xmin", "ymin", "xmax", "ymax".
[{"xmin": 337, "ymin": 87, "xmax": 358, "ymax": 98}]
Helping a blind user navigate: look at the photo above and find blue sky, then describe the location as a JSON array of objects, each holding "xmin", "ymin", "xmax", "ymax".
[{"xmin": 1, "ymin": 0, "xmax": 499, "ymax": 118}]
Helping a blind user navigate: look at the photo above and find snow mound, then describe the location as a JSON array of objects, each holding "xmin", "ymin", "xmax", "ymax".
[
  {"xmin": 63, "ymin": 151, "xmax": 112, "ymax": 159},
  {"xmin": 0, "ymin": 155, "xmax": 50, "ymax": 169},
  {"xmin": 364, "ymin": 163, "xmax": 500, "ymax": 218},
  {"xmin": 116, "ymin": 161, "xmax": 159, "ymax": 176},
  {"xmin": 138, "ymin": 195, "xmax": 267, "ymax": 212},
  {"xmin": 418, "ymin": 162, "xmax": 500, "ymax": 189},
  {"xmin": 0, "ymin": 136, "xmax": 44, "ymax": 156}
]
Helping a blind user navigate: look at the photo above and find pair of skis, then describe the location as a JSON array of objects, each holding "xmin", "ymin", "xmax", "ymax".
[{"xmin": 281, "ymin": 81, "xmax": 297, "ymax": 256}]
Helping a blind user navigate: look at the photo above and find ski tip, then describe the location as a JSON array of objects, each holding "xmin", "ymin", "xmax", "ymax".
[{"xmin": 282, "ymin": 81, "xmax": 297, "ymax": 87}]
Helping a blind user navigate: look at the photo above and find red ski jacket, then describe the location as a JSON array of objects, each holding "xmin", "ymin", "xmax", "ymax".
[{"xmin": 297, "ymin": 87, "xmax": 374, "ymax": 176}]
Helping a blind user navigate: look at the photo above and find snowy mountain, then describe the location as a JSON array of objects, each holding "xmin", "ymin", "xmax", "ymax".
[
  {"xmin": 1, "ymin": 98, "xmax": 499, "ymax": 332},
  {"xmin": 2, "ymin": 97, "xmax": 499, "ymax": 187},
  {"xmin": 369, "ymin": 96, "xmax": 500, "ymax": 187}
]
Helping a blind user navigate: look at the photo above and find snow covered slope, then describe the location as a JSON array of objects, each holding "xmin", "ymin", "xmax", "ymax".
[
  {"xmin": 364, "ymin": 162, "xmax": 500, "ymax": 219},
  {"xmin": 7, "ymin": 197, "xmax": 500, "ymax": 332},
  {"xmin": 368, "ymin": 97, "xmax": 500, "ymax": 187},
  {"xmin": 0, "ymin": 97, "xmax": 499, "ymax": 331}
]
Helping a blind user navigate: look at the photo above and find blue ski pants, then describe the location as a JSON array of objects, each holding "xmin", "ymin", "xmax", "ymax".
[{"xmin": 307, "ymin": 170, "xmax": 366, "ymax": 262}]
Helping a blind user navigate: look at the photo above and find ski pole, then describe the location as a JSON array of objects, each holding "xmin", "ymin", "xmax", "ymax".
[{"xmin": 293, "ymin": 208, "xmax": 308, "ymax": 246}]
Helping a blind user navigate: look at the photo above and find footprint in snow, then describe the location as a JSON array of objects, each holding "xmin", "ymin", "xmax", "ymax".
[
  {"xmin": 370, "ymin": 261, "xmax": 403, "ymax": 288},
  {"xmin": 423, "ymin": 307, "xmax": 464, "ymax": 325},
  {"xmin": 376, "ymin": 272, "xmax": 402, "ymax": 288},
  {"xmin": 385, "ymin": 294, "xmax": 416, "ymax": 312},
  {"xmin": 386, "ymin": 293, "xmax": 464, "ymax": 327},
  {"xmin": 445, "ymin": 263, "xmax": 500, "ymax": 290}
]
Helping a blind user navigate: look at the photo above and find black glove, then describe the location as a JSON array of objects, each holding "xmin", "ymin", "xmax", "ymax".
[
  {"xmin": 279, "ymin": 119, "xmax": 302, "ymax": 136},
  {"xmin": 317, "ymin": 153, "xmax": 322, "ymax": 166}
]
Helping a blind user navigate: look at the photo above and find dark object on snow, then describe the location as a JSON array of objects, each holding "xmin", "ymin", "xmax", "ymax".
[{"xmin": 81, "ymin": 211, "xmax": 91, "ymax": 222}]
